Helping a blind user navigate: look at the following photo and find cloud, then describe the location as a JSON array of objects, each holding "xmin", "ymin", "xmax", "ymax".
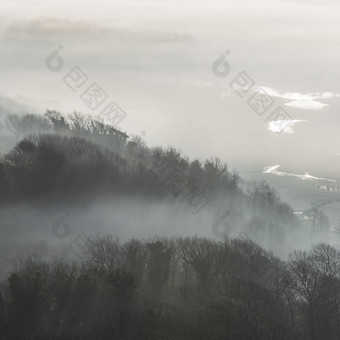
[
  {"xmin": 220, "ymin": 85, "xmax": 339, "ymax": 111},
  {"xmin": 258, "ymin": 86, "xmax": 339, "ymax": 111},
  {"xmin": 285, "ymin": 100, "xmax": 329, "ymax": 110},
  {"xmin": 267, "ymin": 119, "xmax": 305, "ymax": 134},
  {"xmin": 3, "ymin": 17, "xmax": 195, "ymax": 44}
]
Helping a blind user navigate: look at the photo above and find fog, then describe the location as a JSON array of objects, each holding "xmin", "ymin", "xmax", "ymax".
[
  {"xmin": 0, "ymin": 173, "xmax": 337, "ymax": 274},
  {"xmin": 1, "ymin": 1, "xmax": 340, "ymax": 338}
]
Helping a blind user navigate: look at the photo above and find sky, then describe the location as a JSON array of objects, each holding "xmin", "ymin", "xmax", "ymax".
[{"xmin": 1, "ymin": 0, "xmax": 340, "ymax": 183}]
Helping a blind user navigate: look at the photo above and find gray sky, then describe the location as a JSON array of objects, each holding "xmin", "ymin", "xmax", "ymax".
[{"xmin": 1, "ymin": 0, "xmax": 340, "ymax": 183}]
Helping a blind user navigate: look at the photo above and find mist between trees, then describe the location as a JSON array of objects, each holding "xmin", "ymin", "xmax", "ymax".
[
  {"xmin": 0, "ymin": 110, "xmax": 336, "ymax": 339},
  {"xmin": 0, "ymin": 111, "xmax": 331, "ymax": 248}
]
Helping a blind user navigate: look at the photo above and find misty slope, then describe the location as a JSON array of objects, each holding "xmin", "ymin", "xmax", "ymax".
[
  {"xmin": 0, "ymin": 111, "xmax": 331, "ymax": 257},
  {"xmin": 0, "ymin": 112, "xmax": 293, "ymax": 208}
]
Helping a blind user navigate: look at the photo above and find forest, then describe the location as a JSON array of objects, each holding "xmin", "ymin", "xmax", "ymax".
[
  {"xmin": 0, "ymin": 111, "xmax": 335, "ymax": 339},
  {"xmin": 1, "ymin": 235, "xmax": 340, "ymax": 340}
]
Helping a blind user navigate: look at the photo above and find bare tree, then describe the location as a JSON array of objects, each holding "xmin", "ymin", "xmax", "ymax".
[{"xmin": 84, "ymin": 234, "xmax": 120, "ymax": 272}]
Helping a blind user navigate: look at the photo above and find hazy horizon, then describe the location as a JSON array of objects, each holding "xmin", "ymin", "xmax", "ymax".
[{"xmin": 1, "ymin": 0, "xmax": 340, "ymax": 175}]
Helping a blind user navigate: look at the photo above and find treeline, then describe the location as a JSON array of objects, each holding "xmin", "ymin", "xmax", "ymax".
[
  {"xmin": 0, "ymin": 235, "xmax": 339, "ymax": 339},
  {"xmin": 0, "ymin": 111, "xmax": 241, "ymax": 203},
  {"xmin": 0, "ymin": 112, "xmax": 300, "ymax": 230},
  {"xmin": 0, "ymin": 110, "xmax": 128, "ymax": 153},
  {"xmin": 0, "ymin": 111, "xmax": 331, "ymax": 247}
]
